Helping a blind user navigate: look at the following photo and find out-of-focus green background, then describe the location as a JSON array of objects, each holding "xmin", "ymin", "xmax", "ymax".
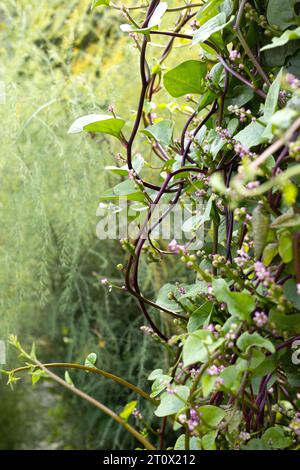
[{"xmin": 0, "ymin": 0, "xmax": 187, "ymax": 449}]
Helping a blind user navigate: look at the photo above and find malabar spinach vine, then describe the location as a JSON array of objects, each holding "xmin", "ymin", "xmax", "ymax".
[{"xmin": 4, "ymin": 0, "xmax": 300, "ymax": 451}]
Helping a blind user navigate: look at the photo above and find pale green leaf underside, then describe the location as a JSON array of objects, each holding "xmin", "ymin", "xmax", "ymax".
[
  {"xmin": 192, "ymin": 13, "xmax": 234, "ymax": 45},
  {"xmin": 68, "ymin": 114, "xmax": 125, "ymax": 138},
  {"xmin": 155, "ymin": 385, "xmax": 189, "ymax": 417},
  {"xmin": 261, "ymin": 26, "xmax": 300, "ymax": 51},
  {"xmin": 99, "ymin": 180, "xmax": 146, "ymax": 203},
  {"xmin": 142, "ymin": 120, "xmax": 174, "ymax": 146},
  {"xmin": 120, "ymin": 2, "xmax": 168, "ymax": 34},
  {"xmin": 237, "ymin": 332, "xmax": 275, "ymax": 354}
]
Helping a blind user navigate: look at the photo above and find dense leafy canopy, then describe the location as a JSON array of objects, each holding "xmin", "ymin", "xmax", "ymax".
[{"xmin": 5, "ymin": 0, "xmax": 300, "ymax": 452}]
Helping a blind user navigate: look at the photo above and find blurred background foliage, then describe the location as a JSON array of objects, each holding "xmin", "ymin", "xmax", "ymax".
[{"xmin": 0, "ymin": 0, "xmax": 186, "ymax": 449}]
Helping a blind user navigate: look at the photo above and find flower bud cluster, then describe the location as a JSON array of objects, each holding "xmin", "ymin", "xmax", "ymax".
[
  {"xmin": 227, "ymin": 105, "xmax": 254, "ymax": 123},
  {"xmin": 229, "ymin": 49, "xmax": 241, "ymax": 62},
  {"xmin": 289, "ymin": 140, "xmax": 300, "ymax": 160},
  {"xmin": 168, "ymin": 239, "xmax": 186, "ymax": 254},
  {"xmin": 216, "ymin": 126, "xmax": 254, "ymax": 159},
  {"xmin": 244, "ymin": 3, "xmax": 275, "ymax": 36},
  {"xmin": 178, "ymin": 408, "xmax": 202, "ymax": 433},
  {"xmin": 253, "ymin": 311, "xmax": 268, "ymax": 328},
  {"xmin": 289, "ymin": 413, "xmax": 300, "ymax": 436},
  {"xmin": 285, "ymin": 73, "xmax": 300, "ymax": 90},
  {"xmin": 234, "ymin": 248, "xmax": 250, "ymax": 268},
  {"xmin": 140, "ymin": 325, "xmax": 158, "ymax": 339},
  {"xmin": 225, "ymin": 322, "xmax": 239, "ymax": 348}
]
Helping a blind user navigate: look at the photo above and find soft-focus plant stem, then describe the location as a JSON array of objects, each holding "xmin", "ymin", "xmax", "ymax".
[{"xmin": 11, "ymin": 362, "xmax": 153, "ymax": 402}]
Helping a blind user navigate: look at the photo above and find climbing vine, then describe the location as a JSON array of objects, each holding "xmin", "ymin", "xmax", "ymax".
[{"xmin": 4, "ymin": 0, "xmax": 300, "ymax": 451}]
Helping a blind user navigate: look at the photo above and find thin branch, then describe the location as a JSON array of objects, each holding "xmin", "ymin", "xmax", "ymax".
[
  {"xmin": 33, "ymin": 359, "xmax": 156, "ymax": 450},
  {"xmin": 234, "ymin": 0, "xmax": 271, "ymax": 86},
  {"xmin": 218, "ymin": 56, "xmax": 267, "ymax": 99},
  {"xmin": 167, "ymin": 3, "xmax": 203, "ymax": 12},
  {"xmin": 12, "ymin": 362, "xmax": 153, "ymax": 401}
]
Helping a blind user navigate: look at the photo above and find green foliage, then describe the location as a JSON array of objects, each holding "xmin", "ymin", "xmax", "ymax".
[
  {"xmin": 163, "ymin": 60, "xmax": 207, "ymax": 97},
  {"xmin": 212, "ymin": 279, "xmax": 254, "ymax": 321},
  {"xmin": 120, "ymin": 2, "xmax": 168, "ymax": 34},
  {"xmin": 142, "ymin": 120, "xmax": 174, "ymax": 146},
  {"xmin": 4, "ymin": 0, "xmax": 300, "ymax": 452},
  {"xmin": 243, "ymin": 426, "xmax": 292, "ymax": 450},
  {"xmin": 148, "ymin": 370, "xmax": 172, "ymax": 398},
  {"xmin": 192, "ymin": 12, "xmax": 234, "ymax": 45},
  {"xmin": 99, "ymin": 180, "xmax": 147, "ymax": 202},
  {"xmin": 155, "ymin": 386, "xmax": 189, "ymax": 417},
  {"xmin": 187, "ymin": 301, "xmax": 213, "ymax": 332},
  {"xmin": 68, "ymin": 114, "xmax": 126, "ymax": 138},
  {"xmin": 84, "ymin": 353, "xmax": 97, "ymax": 369},
  {"xmin": 92, "ymin": 0, "xmax": 110, "ymax": 8},
  {"xmin": 183, "ymin": 329, "xmax": 225, "ymax": 367},
  {"xmin": 236, "ymin": 332, "xmax": 275, "ymax": 354},
  {"xmin": 266, "ymin": 0, "xmax": 298, "ymax": 30},
  {"xmin": 119, "ymin": 401, "xmax": 137, "ymax": 421},
  {"xmin": 261, "ymin": 26, "xmax": 300, "ymax": 51}
]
